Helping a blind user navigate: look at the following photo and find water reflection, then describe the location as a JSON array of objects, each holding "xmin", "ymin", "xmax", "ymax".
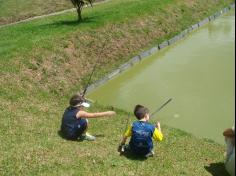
[{"xmin": 208, "ymin": 12, "xmax": 235, "ymax": 40}]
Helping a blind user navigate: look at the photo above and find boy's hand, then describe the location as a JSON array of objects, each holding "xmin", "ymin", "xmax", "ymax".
[
  {"xmin": 156, "ymin": 121, "xmax": 162, "ymax": 133},
  {"xmin": 107, "ymin": 111, "xmax": 116, "ymax": 116},
  {"xmin": 156, "ymin": 122, "xmax": 161, "ymax": 128}
]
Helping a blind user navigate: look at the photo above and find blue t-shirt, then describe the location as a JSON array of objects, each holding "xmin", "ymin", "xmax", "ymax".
[
  {"xmin": 129, "ymin": 121, "xmax": 155, "ymax": 155},
  {"xmin": 61, "ymin": 107, "xmax": 86, "ymax": 139}
]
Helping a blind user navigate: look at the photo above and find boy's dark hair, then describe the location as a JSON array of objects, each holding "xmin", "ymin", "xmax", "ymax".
[
  {"xmin": 134, "ymin": 105, "xmax": 149, "ymax": 120},
  {"xmin": 69, "ymin": 94, "xmax": 85, "ymax": 107}
]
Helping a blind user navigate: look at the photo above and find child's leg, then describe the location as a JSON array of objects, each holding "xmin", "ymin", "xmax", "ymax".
[
  {"xmin": 145, "ymin": 150, "xmax": 154, "ymax": 158},
  {"xmin": 80, "ymin": 119, "xmax": 88, "ymax": 135},
  {"xmin": 76, "ymin": 118, "xmax": 88, "ymax": 137},
  {"xmin": 119, "ymin": 144, "xmax": 131, "ymax": 155},
  {"xmin": 78, "ymin": 119, "xmax": 96, "ymax": 141}
]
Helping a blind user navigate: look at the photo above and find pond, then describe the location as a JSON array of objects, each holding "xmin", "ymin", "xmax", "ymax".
[{"xmin": 88, "ymin": 10, "xmax": 235, "ymax": 144}]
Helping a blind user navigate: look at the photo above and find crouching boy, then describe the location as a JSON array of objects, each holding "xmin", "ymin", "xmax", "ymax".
[
  {"xmin": 118, "ymin": 104, "xmax": 163, "ymax": 158},
  {"xmin": 61, "ymin": 94, "xmax": 116, "ymax": 141}
]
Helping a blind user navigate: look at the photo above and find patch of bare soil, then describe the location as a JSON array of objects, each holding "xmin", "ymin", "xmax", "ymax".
[{"xmin": 17, "ymin": 13, "xmax": 179, "ymax": 96}]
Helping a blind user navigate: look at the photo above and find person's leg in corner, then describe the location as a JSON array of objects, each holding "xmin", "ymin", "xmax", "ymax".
[{"xmin": 78, "ymin": 119, "xmax": 96, "ymax": 141}]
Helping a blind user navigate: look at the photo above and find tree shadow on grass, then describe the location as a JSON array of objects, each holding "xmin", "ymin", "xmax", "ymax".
[
  {"xmin": 53, "ymin": 18, "xmax": 96, "ymax": 26},
  {"xmin": 40, "ymin": 16, "xmax": 97, "ymax": 28},
  {"xmin": 204, "ymin": 162, "xmax": 230, "ymax": 176}
]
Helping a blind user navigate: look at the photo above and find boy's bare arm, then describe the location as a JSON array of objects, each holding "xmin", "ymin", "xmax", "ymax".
[
  {"xmin": 77, "ymin": 111, "xmax": 116, "ymax": 119},
  {"xmin": 156, "ymin": 121, "xmax": 162, "ymax": 133},
  {"xmin": 120, "ymin": 136, "xmax": 128, "ymax": 145}
]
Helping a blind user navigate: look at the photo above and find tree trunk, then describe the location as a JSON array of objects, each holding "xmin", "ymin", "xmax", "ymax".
[{"xmin": 77, "ymin": 8, "xmax": 82, "ymax": 21}]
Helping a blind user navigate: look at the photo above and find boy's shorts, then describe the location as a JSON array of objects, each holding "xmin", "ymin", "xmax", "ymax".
[
  {"xmin": 122, "ymin": 144, "xmax": 154, "ymax": 157},
  {"xmin": 125, "ymin": 145, "xmax": 153, "ymax": 156},
  {"xmin": 75, "ymin": 118, "xmax": 88, "ymax": 137},
  {"xmin": 68, "ymin": 118, "xmax": 88, "ymax": 140}
]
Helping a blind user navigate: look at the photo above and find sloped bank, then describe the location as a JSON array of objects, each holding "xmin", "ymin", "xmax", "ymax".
[
  {"xmin": 0, "ymin": 0, "xmax": 234, "ymax": 175},
  {"xmin": 85, "ymin": 3, "xmax": 235, "ymax": 94}
]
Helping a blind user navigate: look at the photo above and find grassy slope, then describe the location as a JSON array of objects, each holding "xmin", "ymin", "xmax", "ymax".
[
  {"xmin": 0, "ymin": 103, "xmax": 229, "ymax": 175},
  {"xmin": 0, "ymin": 0, "xmax": 234, "ymax": 94},
  {"xmin": 0, "ymin": 0, "xmax": 234, "ymax": 175},
  {"xmin": 0, "ymin": 0, "xmax": 104, "ymax": 25},
  {"xmin": 0, "ymin": 0, "xmax": 73, "ymax": 25}
]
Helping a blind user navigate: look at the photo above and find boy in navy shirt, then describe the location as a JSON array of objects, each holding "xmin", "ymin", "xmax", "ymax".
[
  {"xmin": 118, "ymin": 104, "xmax": 163, "ymax": 157},
  {"xmin": 61, "ymin": 94, "xmax": 116, "ymax": 141}
]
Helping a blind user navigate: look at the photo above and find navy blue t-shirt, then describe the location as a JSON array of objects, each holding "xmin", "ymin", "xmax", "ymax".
[
  {"xmin": 129, "ymin": 121, "xmax": 155, "ymax": 155},
  {"xmin": 61, "ymin": 107, "xmax": 87, "ymax": 139}
]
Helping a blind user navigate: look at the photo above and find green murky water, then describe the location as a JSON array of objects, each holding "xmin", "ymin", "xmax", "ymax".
[{"xmin": 88, "ymin": 11, "xmax": 235, "ymax": 144}]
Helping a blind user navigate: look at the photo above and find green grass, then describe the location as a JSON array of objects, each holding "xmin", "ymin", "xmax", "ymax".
[
  {"xmin": 0, "ymin": 0, "xmax": 233, "ymax": 62},
  {"xmin": 0, "ymin": 0, "xmax": 233, "ymax": 93},
  {"xmin": 0, "ymin": 0, "xmax": 234, "ymax": 175},
  {"xmin": 0, "ymin": 0, "xmax": 73, "ymax": 25},
  {"xmin": 0, "ymin": 103, "xmax": 229, "ymax": 175},
  {"xmin": 0, "ymin": 0, "xmax": 106, "ymax": 25},
  {"xmin": 0, "ymin": 0, "xmax": 171, "ymax": 61}
]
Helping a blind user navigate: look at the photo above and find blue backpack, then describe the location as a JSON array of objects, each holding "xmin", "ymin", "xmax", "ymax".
[{"xmin": 129, "ymin": 121, "xmax": 155, "ymax": 155}]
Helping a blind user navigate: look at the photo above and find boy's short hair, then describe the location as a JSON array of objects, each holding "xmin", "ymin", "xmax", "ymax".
[
  {"xmin": 69, "ymin": 94, "xmax": 85, "ymax": 107},
  {"xmin": 134, "ymin": 105, "xmax": 149, "ymax": 120}
]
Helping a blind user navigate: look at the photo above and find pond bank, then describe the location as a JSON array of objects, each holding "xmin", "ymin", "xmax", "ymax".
[
  {"xmin": 86, "ymin": 3, "xmax": 235, "ymax": 94},
  {"xmin": 88, "ymin": 9, "xmax": 235, "ymax": 144},
  {"xmin": 0, "ymin": 0, "xmax": 234, "ymax": 175}
]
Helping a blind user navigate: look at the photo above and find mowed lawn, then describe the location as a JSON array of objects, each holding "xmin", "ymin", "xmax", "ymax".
[
  {"xmin": 0, "ymin": 0, "xmax": 234, "ymax": 175},
  {"xmin": 0, "ymin": 0, "xmax": 74, "ymax": 25},
  {"xmin": 0, "ymin": 102, "xmax": 229, "ymax": 175},
  {"xmin": 0, "ymin": 0, "xmax": 106, "ymax": 25}
]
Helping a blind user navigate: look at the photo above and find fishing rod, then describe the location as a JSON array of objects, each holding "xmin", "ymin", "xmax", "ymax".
[
  {"xmin": 81, "ymin": 42, "xmax": 106, "ymax": 98},
  {"xmin": 123, "ymin": 98, "xmax": 172, "ymax": 133},
  {"xmin": 150, "ymin": 98, "xmax": 172, "ymax": 118},
  {"xmin": 81, "ymin": 63, "xmax": 97, "ymax": 98},
  {"xmin": 119, "ymin": 98, "xmax": 172, "ymax": 153},
  {"xmin": 123, "ymin": 113, "xmax": 131, "ymax": 134}
]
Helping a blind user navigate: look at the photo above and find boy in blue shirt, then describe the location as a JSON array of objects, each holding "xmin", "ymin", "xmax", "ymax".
[
  {"xmin": 118, "ymin": 104, "xmax": 163, "ymax": 158},
  {"xmin": 61, "ymin": 94, "xmax": 116, "ymax": 141}
]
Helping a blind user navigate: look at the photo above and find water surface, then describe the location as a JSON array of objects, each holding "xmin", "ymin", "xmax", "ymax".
[{"xmin": 88, "ymin": 11, "xmax": 235, "ymax": 144}]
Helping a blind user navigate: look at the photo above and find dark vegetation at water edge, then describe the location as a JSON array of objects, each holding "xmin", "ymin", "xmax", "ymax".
[{"xmin": 0, "ymin": 0, "xmax": 234, "ymax": 175}]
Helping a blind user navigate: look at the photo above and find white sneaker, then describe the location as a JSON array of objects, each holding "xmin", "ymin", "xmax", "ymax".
[
  {"xmin": 80, "ymin": 133, "xmax": 96, "ymax": 141},
  {"xmin": 145, "ymin": 151, "xmax": 154, "ymax": 158}
]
